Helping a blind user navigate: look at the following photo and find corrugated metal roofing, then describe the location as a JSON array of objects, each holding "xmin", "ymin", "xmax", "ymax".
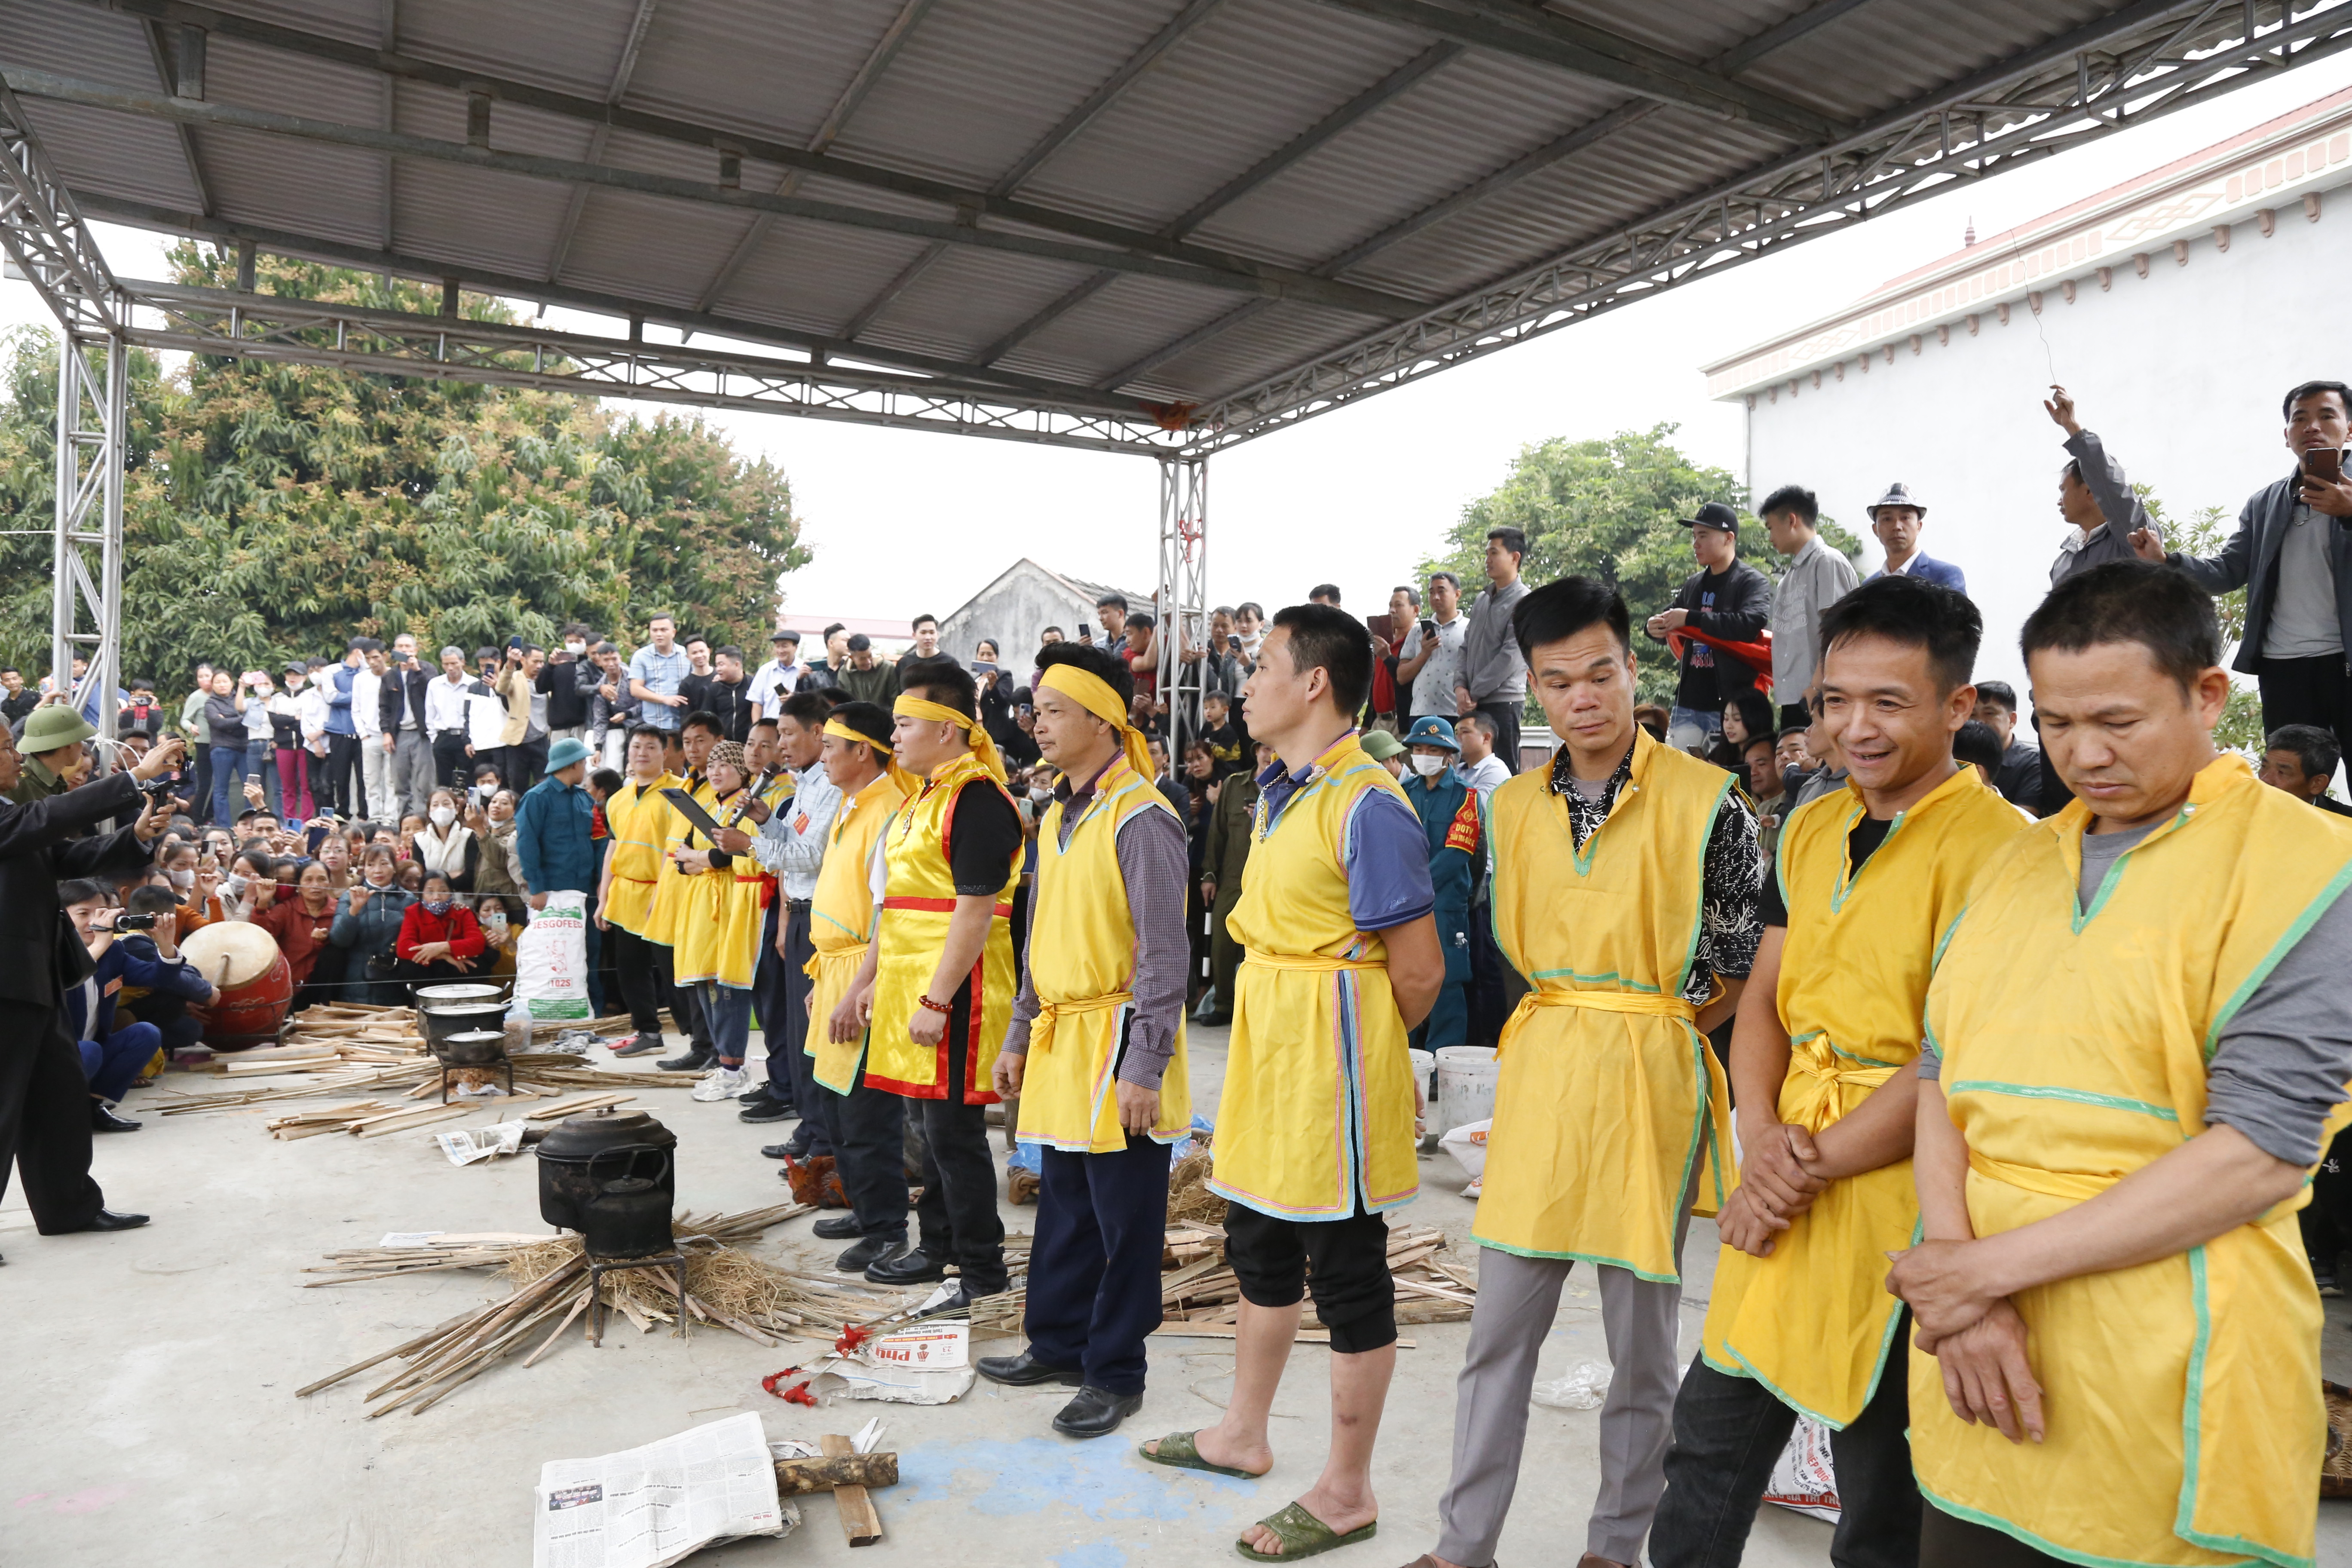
[{"xmin": 0, "ymin": 0, "xmax": 2319, "ymax": 442}]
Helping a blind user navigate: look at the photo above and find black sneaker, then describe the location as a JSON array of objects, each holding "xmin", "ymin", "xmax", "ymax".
[
  {"xmin": 738, "ymin": 1097, "xmax": 795, "ymax": 1124},
  {"xmin": 658, "ymin": 1047, "xmax": 716, "ymax": 1072},
  {"xmin": 611, "ymin": 1032, "xmax": 667, "ymax": 1058}
]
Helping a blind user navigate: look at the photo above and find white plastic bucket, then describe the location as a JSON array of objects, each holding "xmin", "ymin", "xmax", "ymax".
[
  {"xmin": 1434, "ymin": 1045, "xmax": 1499, "ymax": 1138},
  {"xmin": 1408, "ymin": 1047, "xmax": 1437, "ymax": 1147}
]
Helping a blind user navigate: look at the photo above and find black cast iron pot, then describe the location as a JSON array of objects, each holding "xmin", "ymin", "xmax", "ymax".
[{"xmin": 535, "ymin": 1108, "xmax": 677, "ymax": 1232}]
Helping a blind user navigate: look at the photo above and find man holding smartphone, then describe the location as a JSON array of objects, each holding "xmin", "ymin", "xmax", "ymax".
[{"xmin": 2139, "ymin": 379, "xmax": 2352, "ymax": 762}]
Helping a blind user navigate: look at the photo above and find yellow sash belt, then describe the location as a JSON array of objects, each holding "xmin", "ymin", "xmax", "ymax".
[
  {"xmin": 1501, "ymin": 986, "xmax": 1695, "ymax": 1052},
  {"xmin": 1966, "ymin": 1148, "xmax": 2117, "ymax": 1203},
  {"xmin": 802, "ymin": 940, "xmax": 867, "ymax": 980},
  {"xmin": 1028, "ymin": 990, "xmax": 1132, "ymax": 1054},
  {"xmin": 1242, "ymin": 951, "xmax": 1384, "ymax": 973}
]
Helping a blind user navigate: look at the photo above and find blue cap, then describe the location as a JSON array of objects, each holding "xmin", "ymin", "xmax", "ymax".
[{"xmin": 1403, "ymin": 715, "xmax": 1460, "ymax": 752}]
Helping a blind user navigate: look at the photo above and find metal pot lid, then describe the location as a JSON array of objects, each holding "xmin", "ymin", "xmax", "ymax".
[
  {"xmin": 421, "ymin": 1000, "xmax": 509, "ymax": 1016},
  {"xmin": 415, "ymin": 983, "xmax": 505, "ymax": 1003},
  {"xmin": 537, "ymin": 1107, "xmax": 672, "ymax": 1157}
]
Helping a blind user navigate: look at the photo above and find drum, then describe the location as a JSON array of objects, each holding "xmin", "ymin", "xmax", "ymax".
[{"xmin": 182, "ymin": 921, "xmax": 295, "ymax": 1049}]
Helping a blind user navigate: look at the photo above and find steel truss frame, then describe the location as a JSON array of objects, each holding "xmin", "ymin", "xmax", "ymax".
[
  {"xmin": 0, "ymin": 78, "xmax": 127, "ymax": 747},
  {"xmin": 1155, "ymin": 454, "xmax": 1210, "ymax": 732}
]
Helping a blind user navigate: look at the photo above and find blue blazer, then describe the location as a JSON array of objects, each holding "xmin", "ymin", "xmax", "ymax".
[{"xmin": 1868, "ymin": 553, "xmax": 1967, "ymax": 595}]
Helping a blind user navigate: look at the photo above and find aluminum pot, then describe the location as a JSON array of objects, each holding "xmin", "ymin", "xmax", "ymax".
[
  {"xmin": 536, "ymin": 1108, "xmax": 676, "ymax": 1231},
  {"xmin": 438, "ymin": 1029, "xmax": 507, "ymax": 1067},
  {"xmin": 421, "ymin": 1000, "xmax": 510, "ymax": 1050},
  {"xmin": 413, "ymin": 982, "xmax": 504, "ymax": 1008}
]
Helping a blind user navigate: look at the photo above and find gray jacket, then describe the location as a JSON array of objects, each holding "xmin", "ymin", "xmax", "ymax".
[
  {"xmin": 2168, "ymin": 470, "xmax": 2352, "ymax": 674},
  {"xmin": 1459, "ymin": 578, "xmax": 1530, "ymax": 704},
  {"xmin": 2051, "ymin": 429, "xmax": 2153, "ymax": 586},
  {"xmin": 1770, "ymin": 535, "xmax": 1859, "ymax": 704}
]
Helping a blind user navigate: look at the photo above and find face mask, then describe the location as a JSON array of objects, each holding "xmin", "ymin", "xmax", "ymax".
[
  {"xmin": 365, "ymin": 871, "xmax": 393, "ymax": 888},
  {"xmin": 223, "ymin": 873, "xmax": 248, "ymax": 897},
  {"xmin": 169, "ymin": 868, "xmax": 195, "ymax": 888},
  {"xmin": 423, "ymin": 897, "xmax": 453, "ymax": 916},
  {"xmin": 1411, "ymin": 754, "xmax": 1447, "ymax": 778},
  {"xmin": 429, "ymin": 806, "xmax": 456, "ymax": 829},
  {"xmin": 1031, "ymin": 787, "xmax": 1052, "ymax": 804},
  {"xmin": 565, "ymin": 640, "xmax": 585, "ymax": 655}
]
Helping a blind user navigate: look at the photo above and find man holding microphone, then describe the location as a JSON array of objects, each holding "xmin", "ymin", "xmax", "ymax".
[{"xmin": 0, "ymin": 725, "xmax": 188, "ymax": 1260}]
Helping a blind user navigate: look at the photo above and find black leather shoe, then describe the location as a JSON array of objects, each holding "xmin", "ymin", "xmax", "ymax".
[
  {"xmin": 69, "ymin": 1209, "xmax": 151, "ymax": 1234},
  {"xmin": 863, "ymin": 1246, "xmax": 946, "ymax": 1285},
  {"xmin": 837, "ymin": 1234, "xmax": 909, "ymax": 1274},
  {"xmin": 1052, "ymin": 1385, "xmax": 1144, "ymax": 1438},
  {"xmin": 761, "ymin": 1142, "xmax": 798, "ymax": 1160},
  {"xmin": 91, "ymin": 1102, "xmax": 141, "ymax": 1132},
  {"xmin": 658, "ymin": 1047, "xmax": 715, "ymax": 1072},
  {"xmin": 611, "ymin": 1033, "xmax": 667, "ymax": 1057},
  {"xmin": 976, "ymin": 1351, "xmax": 1083, "ymax": 1388},
  {"xmin": 812, "ymin": 1215, "xmax": 864, "ymax": 1240},
  {"xmin": 738, "ymin": 1097, "xmax": 794, "ymax": 1124}
]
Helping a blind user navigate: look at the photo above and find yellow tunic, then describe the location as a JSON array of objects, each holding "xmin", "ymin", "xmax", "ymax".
[
  {"xmin": 1700, "ymin": 766, "xmax": 2026, "ymax": 1426},
  {"xmin": 642, "ymin": 773, "xmax": 714, "ymax": 949},
  {"xmin": 806, "ymin": 772, "xmax": 908, "ymax": 1093},
  {"xmin": 1213, "ymin": 732, "xmax": 1419, "ymax": 1219},
  {"xmin": 867, "ymin": 751, "xmax": 1020, "ymax": 1104},
  {"xmin": 1915, "ymin": 753, "xmax": 2352, "ymax": 1568},
  {"xmin": 1016, "ymin": 758, "xmax": 1192, "ymax": 1152},
  {"xmin": 670, "ymin": 788, "xmax": 766, "ymax": 989},
  {"xmin": 600, "ymin": 772, "xmax": 678, "ymax": 936},
  {"xmin": 1478, "ymin": 727, "xmax": 1732, "ymax": 1281}
]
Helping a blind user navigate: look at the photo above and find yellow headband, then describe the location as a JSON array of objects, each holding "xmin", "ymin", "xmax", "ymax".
[
  {"xmin": 1037, "ymin": 663, "xmax": 1154, "ymax": 784},
  {"xmin": 824, "ymin": 715, "xmax": 921, "ymax": 799},
  {"xmin": 892, "ymin": 695, "xmax": 1008, "ymax": 784}
]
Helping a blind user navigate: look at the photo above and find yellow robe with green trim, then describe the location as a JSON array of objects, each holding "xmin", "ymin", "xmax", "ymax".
[
  {"xmin": 642, "ymin": 773, "xmax": 714, "ymax": 949},
  {"xmin": 1016, "ymin": 759, "xmax": 1192, "ymax": 1152},
  {"xmin": 867, "ymin": 752, "xmax": 1019, "ymax": 1104},
  {"xmin": 1915, "ymin": 753, "xmax": 2352, "ymax": 1568},
  {"xmin": 1701, "ymin": 765, "xmax": 2026, "ymax": 1426},
  {"xmin": 805, "ymin": 773, "xmax": 906, "ymax": 1093},
  {"xmin": 600, "ymin": 771, "xmax": 678, "ymax": 936},
  {"xmin": 1477, "ymin": 726, "xmax": 1731, "ymax": 1281},
  {"xmin": 1212, "ymin": 732, "xmax": 1419, "ymax": 1219},
  {"xmin": 670, "ymin": 788, "xmax": 766, "ymax": 988}
]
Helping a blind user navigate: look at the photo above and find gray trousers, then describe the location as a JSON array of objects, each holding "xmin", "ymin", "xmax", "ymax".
[
  {"xmin": 1439, "ymin": 1188, "xmax": 1697, "ymax": 1566},
  {"xmin": 359, "ymin": 734, "xmax": 394, "ymax": 820},
  {"xmin": 389, "ymin": 728, "xmax": 434, "ymax": 822}
]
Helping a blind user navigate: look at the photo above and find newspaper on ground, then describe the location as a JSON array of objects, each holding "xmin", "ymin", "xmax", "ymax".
[
  {"xmin": 531, "ymin": 1412, "xmax": 785, "ymax": 1568},
  {"xmin": 436, "ymin": 1121, "xmax": 528, "ymax": 1166},
  {"xmin": 813, "ymin": 1320, "xmax": 974, "ymax": 1405}
]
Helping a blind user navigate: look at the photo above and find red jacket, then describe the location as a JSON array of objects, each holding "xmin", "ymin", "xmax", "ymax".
[{"xmin": 396, "ymin": 901, "xmax": 487, "ymax": 963}]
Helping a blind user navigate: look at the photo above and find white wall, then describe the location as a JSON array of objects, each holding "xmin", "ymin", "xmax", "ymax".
[{"xmin": 1741, "ymin": 200, "xmax": 2351, "ymax": 696}]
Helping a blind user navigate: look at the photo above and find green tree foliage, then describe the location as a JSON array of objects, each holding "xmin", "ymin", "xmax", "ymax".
[
  {"xmin": 1422, "ymin": 425, "xmax": 1863, "ymax": 706},
  {"xmin": 0, "ymin": 245, "xmax": 805, "ymax": 687},
  {"xmin": 2137, "ymin": 486, "xmax": 2263, "ymax": 756}
]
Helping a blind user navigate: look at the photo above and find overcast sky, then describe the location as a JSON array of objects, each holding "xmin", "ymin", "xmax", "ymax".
[{"xmin": 9, "ymin": 54, "xmax": 2350, "ymax": 633}]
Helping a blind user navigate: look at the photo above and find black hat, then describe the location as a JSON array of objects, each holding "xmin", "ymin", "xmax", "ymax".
[{"xmin": 1683, "ymin": 501, "xmax": 1741, "ymax": 533}]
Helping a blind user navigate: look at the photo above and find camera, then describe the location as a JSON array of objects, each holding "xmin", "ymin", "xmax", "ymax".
[{"xmin": 112, "ymin": 912, "xmax": 159, "ymax": 932}]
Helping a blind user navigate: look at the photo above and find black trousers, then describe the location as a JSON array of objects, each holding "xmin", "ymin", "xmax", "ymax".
[
  {"xmin": 502, "ymin": 738, "xmax": 548, "ymax": 795},
  {"xmin": 190, "ymin": 741, "xmax": 214, "ymax": 825},
  {"xmin": 905, "ymin": 1026, "xmax": 1007, "ymax": 1293},
  {"xmin": 753, "ymin": 902, "xmax": 799, "ymax": 1101},
  {"xmin": 1224, "ymin": 1200, "xmax": 1396, "ymax": 1353},
  {"xmin": 324, "ymin": 732, "xmax": 361, "ymax": 818},
  {"xmin": 1467, "ymin": 895, "xmax": 1509, "ymax": 1047},
  {"xmin": 1651, "ymin": 1348, "xmax": 1920, "ymax": 1568},
  {"xmin": 430, "ymin": 732, "xmax": 473, "ymax": 793},
  {"xmin": 609, "ymin": 923, "xmax": 665, "ymax": 1037},
  {"xmin": 0, "ymin": 1000, "xmax": 107, "ymax": 1232},
  {"xmin": 1476, "ymin": 699, "xmax": 1523, "ymax": 774},
  {"xmin": 2258, "ymin": 653, "xmax": 2352, "ymax": 764},
  {"xmin": 1026, "ymin": 1132, "xmax": 1173, "ymax": 1393},
  {"xmin": 1919, "ymin": 1505, "xmax": 2067, "ymax": 1567},
  {"xmin": 833, "ymin": 1059, "xmax": 910, "ymax": 1243}
]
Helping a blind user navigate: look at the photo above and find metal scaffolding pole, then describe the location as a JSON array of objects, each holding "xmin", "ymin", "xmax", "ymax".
[
  {"xmin": 0, "ymin": 77, "xmax": 129, "ymax": 749},
  {"xmin": 1155, "ymin": 453, "xmax": 1209, "ymax": 735}
]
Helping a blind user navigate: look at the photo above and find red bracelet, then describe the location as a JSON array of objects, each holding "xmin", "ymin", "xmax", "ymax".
[{"xmin": 915, "ymin": 993, "xmax": 952, "ymax": 1016}]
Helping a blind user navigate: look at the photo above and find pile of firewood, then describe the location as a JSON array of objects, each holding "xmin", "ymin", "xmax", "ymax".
[
  {"xmin": 262, "ymin": 1090, "xmax": 645, "ymax": 1142},
  {"xmin": 156, "ymin": 1048, "xmax": 692, "ymax": 1118},
  {"xmin": 297, "ymin": 1202, "xmax": 920, "ymax": 1417}
]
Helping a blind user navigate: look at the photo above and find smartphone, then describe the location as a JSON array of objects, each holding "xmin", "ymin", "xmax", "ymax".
[
  {"xmin": 304, "ymin": 821, "xmax": 331, "ymax": 855},
  {"xmin": 507, "ymin": 634, "xmax": 525, "ymax": 652},
  {"xmin": 1228, "ymin": 635, "xmax": 1242, "ymax": 651},
  {"xmin": 970, "ymin": 661, "xmax": 998, "ymax": 677},
  {"xmin": 1078, "ymin": 625, "xmax": 1093, "ymax": 643},
  {"xmin": 2305, "ymin": 446, "xmax": 2343, "ymax": 484}
]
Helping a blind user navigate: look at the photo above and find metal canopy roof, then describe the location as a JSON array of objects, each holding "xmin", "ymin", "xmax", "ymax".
[{"xmin": 6, "ymin": 0, "xmax": 2352, "ymax": 456}]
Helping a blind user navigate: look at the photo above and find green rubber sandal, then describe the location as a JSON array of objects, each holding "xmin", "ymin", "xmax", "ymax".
[
  {"xmin": 1137, "ymin": 1430, "xmax": 1268, "ymax": 1480},
  {"xmin": 1234, "ymin": 1501, "xmax": 1378, "ymax": 1562}
]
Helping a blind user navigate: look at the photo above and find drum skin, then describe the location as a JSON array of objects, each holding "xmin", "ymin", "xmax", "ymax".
[{"xmin": 182, "ymin": 922, "xmax": 295, "ymax": 1048}]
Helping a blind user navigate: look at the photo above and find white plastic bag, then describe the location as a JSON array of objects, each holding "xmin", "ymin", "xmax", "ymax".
[
  {"xmin": 1763, "ymin": 1415, "xmax": 1841, "ymax": 1522},
  {"xmin": 509, "ymin": 888, "xmax": 592, "ymax": 1022},
  {"xmin": 1439, "ymin": 1117, "xmax": 1491, "ymax": 1193},
  {"xmin": 1531, "ymin": 1360, "xmax": 1611, "ymax": 1411}
]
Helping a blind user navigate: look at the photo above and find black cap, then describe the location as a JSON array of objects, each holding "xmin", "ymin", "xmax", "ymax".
[{"xmin": 1682, "ymin": 501, "xmax": 1741, "ymax": 533}]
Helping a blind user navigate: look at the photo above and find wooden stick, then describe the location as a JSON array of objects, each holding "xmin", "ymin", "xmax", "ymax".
[
  {"xmin": 522, "ymin": 1287, "xmax": 595, "ymax": 1369},
  {"xmin": 296, "ymin": 1310, "xmax": 477, "ymax": 1397},
  {"xmin": 820, "ymin": 1433, "xmax": 883, "ymax": 1546},
  {"xmin": 775, "ymin": 1451, "xmax": 898, "ymax": 1496}
]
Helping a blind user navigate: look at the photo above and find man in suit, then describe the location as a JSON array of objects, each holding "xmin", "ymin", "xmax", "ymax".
[
  {"xmin": 1862, "ymin": 482, "xmax": 1967, "ymax": 594},
  {"xmin": 377, "ymin": 632, "xmax": 438, "ymax": 822},
  {"xmin": 0, "ymin": 726, "xmax": 184, "ymax": 1259}
]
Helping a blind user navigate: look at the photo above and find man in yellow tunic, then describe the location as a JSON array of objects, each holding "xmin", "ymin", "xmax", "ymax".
[
  {"xmin": 1410, "ymin": 576, "xmax": 1761, "ymax": 1568},
  {"xmin": 1891, "ymin": 560, "xmax": 2352, "ymax": 1568},
  {"xmin": 979, "ymin": 642, "xmax": 1191, "ymax": 1440},
  {"xmin": 1137, "ymin": 603, "xmax": 1443, "ymax": 1563},
  {"xmin": 593, "ymin": 725, "xmax": 677, "ymax": 1056},
  {"xmin": 833, "ymin": 660, "xmax": 1021, "ymax": 1303},
  {"xmin": 631, "ymin": 710, "xmax": 722, "ymax": 1071},
  {"xmin": 1651, "ymin": 576, "xmax": 2027, "ymax": 1568}
]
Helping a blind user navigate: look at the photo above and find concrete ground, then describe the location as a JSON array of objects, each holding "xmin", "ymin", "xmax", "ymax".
[{"xmin": 5, "ymin": 1026, "xmax": 2349, "ymax": 1567}]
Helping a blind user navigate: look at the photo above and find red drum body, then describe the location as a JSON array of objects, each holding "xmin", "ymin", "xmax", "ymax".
[{"xmin": 182, "ymin": 922, "xmax": 295, "ymax": 1048}]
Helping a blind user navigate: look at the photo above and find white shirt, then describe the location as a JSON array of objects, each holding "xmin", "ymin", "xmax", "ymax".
[
  {"xmin": 424, "ymin": 674, "xmax": 474, "ymax": 737},
  {"xmin": 1399, "ymin": 614, "xmax": 1467, "ymax": 718},
  {"xmin": 466, "ymin": 685, "xmax": 508, "ymax": 751},
  {"xmin": 748, "ymin": 657, "xmax": 807, "ymax": 718},
  {"xmin": 1457, "ymin": 753, "xmax": 1510, "ymax": 800},
  {"xmin": 352, "ymin": 669, "xmax": 383, "ymax": 739},
  {"xmin": 749, "ymin": 760, "xmax": 842, "ymax": 902},
  {"xmin": 294, "ymin": 683, "xmax": 330, "ymax": 747}
]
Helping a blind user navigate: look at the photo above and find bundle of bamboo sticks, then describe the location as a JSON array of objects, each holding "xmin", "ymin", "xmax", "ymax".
[
  {"xmin": 297, "ymin": 1202, "xmax": 920, "ymax": 1417},
  {"xmin": 156, "ymin": 1051, "xmax": 692, "ymax": 1117}
]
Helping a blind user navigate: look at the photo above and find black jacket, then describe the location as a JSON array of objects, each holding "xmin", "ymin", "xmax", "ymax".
[
  {"xmin": 379, "ymin": 662, "xmax": 433, "ymax": 734},
  {"xmin": 0, "ymin": 772, "xmax": 153, "ymax": 1008},
  {"xmin": 695, "ymin": 676, "xmax": 757, "ymax": 743},
  {"xmin": 1649, "ymin": 560, "xmax": 1773, "ymax": 708},
  {"xmin": 2171, "ymin": 470, "xmax": 2352, "ymax": 675},
  {"xmin": 536, "ymin": 655, "xmax": 600, "ymax": 730}
]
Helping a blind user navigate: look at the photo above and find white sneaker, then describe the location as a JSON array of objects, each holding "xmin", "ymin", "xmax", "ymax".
[{"xmin": 691, "ymin": 1066, "xmax": 750, "ymax": 1102}]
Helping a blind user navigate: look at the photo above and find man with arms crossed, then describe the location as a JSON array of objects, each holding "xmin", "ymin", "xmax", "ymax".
[
  {"xmin": 1649, "ymin": 576, "xmax": 2026, "ymax": 1568},
  {"xmin": 1409, "ymin": 575, "xmax": 1762, "ymax": 1568},
  {"xmin": 981, "ymin": 640, "xmax": 1191, "ymax": 1439},
  {"xmin": 1139, "ymin": 603, "xmax": 1441, "ymax": 1562},
  {"xmin": 1891, "ymin": 560, "xmax": 2352, "ymax": 1568}
]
